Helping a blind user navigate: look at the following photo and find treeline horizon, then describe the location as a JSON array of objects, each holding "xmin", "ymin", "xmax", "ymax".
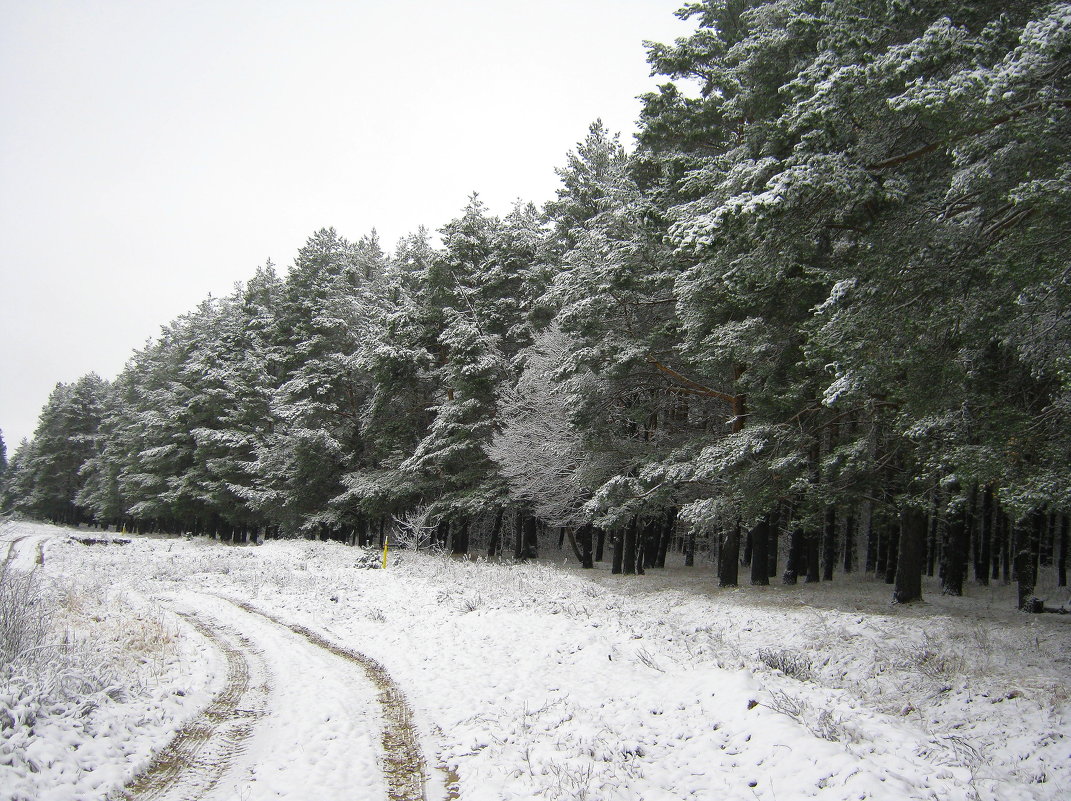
[{"xmin": 2, "ymin": 1, "xmax": 1069, "ymax": 608}]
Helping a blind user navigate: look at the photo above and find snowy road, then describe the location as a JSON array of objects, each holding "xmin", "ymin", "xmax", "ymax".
[
  {"xmin": 7, "ymin": 523, "xmax": 1069, "ymax": 800},
  {"xmin": 0, "ymin": 527, "xmax": 47, "ymax": 571},
  {"xmin": 128, "ymin": 591, "xmax": 394, "ymax": 801}
]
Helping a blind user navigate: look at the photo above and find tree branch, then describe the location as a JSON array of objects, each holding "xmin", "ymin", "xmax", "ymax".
[{"xmin": 644, "ymin": 355, "xmax": 737, "ymax": 406}]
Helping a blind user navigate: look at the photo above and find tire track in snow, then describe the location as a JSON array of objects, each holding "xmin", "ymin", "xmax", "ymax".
[
  {"xmin": 0, "ymin": 535, "xmax": 41, "ymax": 573},
  {"xmin": 225, "ymin": 597, "xmax": 451, "ymax": 801},
  {"xmin": 122, "ymin": 609, "xmax": 269, "ymax": 801}
]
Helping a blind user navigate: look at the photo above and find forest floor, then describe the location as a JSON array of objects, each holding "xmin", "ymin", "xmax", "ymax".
[{"xmin": 1, "ymin": 519, "xmax": 1069, "ymax": 801}]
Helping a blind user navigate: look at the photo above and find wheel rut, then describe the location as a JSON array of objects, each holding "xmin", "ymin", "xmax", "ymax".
[
  {"xmin": 121, "ymin": 609, "xmax": 269, "ymax": 801},
  {"xmin": 0, "ymin": 534, "xmax": 40, "ymax": 573},
  {"xmin": 225, "ymin": 597, "xmax": 453, "ymax": 801}
]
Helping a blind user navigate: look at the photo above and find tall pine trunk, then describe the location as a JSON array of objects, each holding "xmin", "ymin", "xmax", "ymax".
[
  {"xmin": 451, "ymin": 518, "xmax": 469, "ymax": 555},
  {"xmin": 622, "ymin": 517, "xmax": 637, "ymax": 576},
  {"xmin": 719, "ymin": 523, "xmax": 741, "ymax": 587},
  {"xmin": 805, "ymin": 528, "xmax": 820, "ymax": 583},
  {"xmin": 487, "ymin": 508, "xmax": 504, "ymax": 558},
  {"xmin": 783, "ymin": 524, "xmax": 803, "ymax": 584},
  {"xmin": 941, "ymin": 504, "xmax": 967, "ymax": 596},
  {"xmin": 750, "ymin": 516, "xmax": 771, "ymax": 586},
  {"xmin": 822, "ymin": 507, "xmax": 837, "ymax": 581},
  {"xmin": 1058, "ymin": 515, "xmax": 1068, "ymax": 588},
  {"xmin": 893, "ymin": 507, "xmax": 926, "ymax": 604}
]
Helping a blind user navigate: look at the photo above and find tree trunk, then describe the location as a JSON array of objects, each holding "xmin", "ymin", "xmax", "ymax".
[
  {"xmin": 684, "ymin": 525, "xmax": 695, "ymax": 567},
  {"xmin": 655, "ymin": 508, "xmax": 675, "ymax": 568},
  {"xmin": 941, "ymin": 504, "xmax": 967, "ymax": 596},
  {"xmin": 884, "ymin": 517, "xmax": 899, "ymax": 584},
  {"xmin": 576, "ymin": 523, "xmax": 594, "ymax": 569},
  {"xmin": 635, "ymin": 524, "xmax": 646, "ymax": 576},
  {"xmin": 926, "ymin": 493, "xmax": 941, "ymax": 577},
  {"xmin": 611, "ymin": 528, "xmax": 624, "ymax": 574},
  {"xmin": 451, "ymin": 518, "xmax": 469, "ymax": 555},
  {"xmin": 750, "ymin": 516, "xmax": 771, "ymax": 586},
  {"xmin": 805, "ymin": 528, "xmax": 820, "ymax": 583},
  {"xmin": 843, "ymin": 511, "xmax": 856, "ymax": 573},
  {"xmin": 594, "ymin": 527, "xmax": 606, "ymax": 563},
  {"xmin": 999, "ymin": 511, "xmax": 1011, "ymax": 583},
  {"xmin": 893, "ymin": 507, "xmax": 926, "ymax": 604},
  {"xmin": 487, "ymin": 508, "xmax": 504, "ymax": 558},
  {"xmin": 783, "ymin": 525, "xmax": 803, "ymax": 584},
  {"xmin": 719, "ymin": 523, "xmax": 741, "ymax": 587},
  {"xmin": 1016, "ymin": 512, "xmax": 1043, "ymax": 611},
  {"xmin": 642, "ymin": 518, "xmax": 659, "ymax": 570},
  {"xmin": 1058, "ymin": 515, "xmax": 1068, "ymax": 588},
  {"xmin": 822, "ymin": 507, "xmax": 837, "ymax": 581},
  {"xmin": 622, "ymin": 517, "xmax": 637, "ymax": 576},
  {"xmin": 513, "ymin": 510, "xmax": 524, "ymax": 560},
  {"xmin": 767, "ymin": 509, "xmax": 780, "ymax": 579},
  {"xmin": 863, "ymin": 500, "xmax": 877, "ymax": 573},
  {"xmin": 520, "ymin": 516, "xmax": 539, "ymax": 560},
  {"xmin": 566, "ymin": 527, "xmax": 584, "ymax": 564}
]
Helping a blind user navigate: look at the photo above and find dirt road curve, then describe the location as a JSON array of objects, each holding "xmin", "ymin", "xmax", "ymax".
[
  {"xmin": 124, "ymin": 593, "xmax": 438, "ymax": 801},
  {"xmin": 0, "ymin": 530, "xmax": 47, "ymax": 572},
  {"xmin": 122, "ymin": 610, "xmax": 268, "ymax": 800},
  {"xmin": 227, "ymin": 598, "xmax": 460, "ymax": 801}
]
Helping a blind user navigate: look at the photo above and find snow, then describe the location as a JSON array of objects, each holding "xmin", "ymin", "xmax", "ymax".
[{"xmin": 3, "ymin": 520, "xmax": 1070, "ymax": 800}]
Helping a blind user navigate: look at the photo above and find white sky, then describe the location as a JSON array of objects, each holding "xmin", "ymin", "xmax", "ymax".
[{"xmin": 0, "ymin": 0, "xmax": 691, "ymax": 449}]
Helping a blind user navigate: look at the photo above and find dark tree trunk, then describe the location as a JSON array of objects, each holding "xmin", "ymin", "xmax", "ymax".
[
  {"xmin": 1041, "ymin": 513, "xmax": 1055, "ymax": 567},
  {"xmin": 783, "ymin": 525, "xmax": 803, "ymax": 584},
  {"xmin": 487, "ymin": 508, "xmax": 504, "ymax": 558},
  {"xmin": 655, "ymin": 508, "xmax": 675, "ymax": 568},
  {"xmin": 611, "ymin": 528, "xmax": 624, "ymax": 574},
  {"xmin": 635, "ymin": 526, "xmax": 646, "ymax": 576},
  {"xmin": 566, "ymin": 527, "xmax": 583, "ymax": 563},
  {"xmin": 576, "ymin": 524, "xmax": 594, "ymax": 569},
  {"xmin": 805, "ymin": 528, "xmax": 820, "ymax": 583},
  {"xmin": 622, "ymin": 517, "xmax": 637, "ymax": 576},
  {"xmin": 926, "ymin": 494, "xmax": 941, "ymax": 577},
  {"xmin": 750, "ymin": 516, "xmax": 771, "ymax": 586},
  {"xmin": 975, "ymin": 485, "xmax": 993, "ymax": 584},
  {"xmin": 884, "ymin": 517, "xmax": 900, "ymax": 584},
  {"xmin": 864, "ymin": 500, "xmax": 878, "ymax": 573},
  {"xmin": 941, "ymin": 504, "xmax": 967, "ymax": 596},
  {"xmin": 875, "ymin": 516, "xmax": 887, "ymax": 576},
  {"xmin": 558, "ymin": 526, "xmax": 566, "ymax": 550},
  {"xmin": 893, "ymin": 507, "xmax": 926, "ymax": 604},
  {"xmin": 684, "ymin": 525, "xmax": 695, "ymax": 567},
  {"xmin": 843, "ymin": 511, "xmax": 856, "ymax": 573},
  {"xmin": 719, "ymin": 523, "xmax": 741, "ymax": 587},
  {"xmin": 1058, "ymin": 515, "xmax": 1068, "ymax": 588},
  {"xmin": 642, "ymin": 518, "xmax": 659, "ymax": 570},
  {"xmin": 999, "ymin": 512, "xmax": 1011, "ymax": 583},
  {"xmin": 1016, "ymin": 512, "xmax": 1043, "ymax": 611},
  {"xmin": 513, "ymin": 510, "xmax": 524, "ymax": 560},
  {"xmin": 451, "ymin": 518, "xmax": 470, "ymax": 555},
  {"xmin": 520, "ymin": 516, "xmax": 539, "ymax": 560},
  {"xmin": 594, "ymin": 527, "xmax": 606, "ymax": 563},
  {"xmin": 822, "ymin": 507, "xmax": 837, "ymax": 581},
  {"xmin": 437, "ymin": 519, "xmax": 450, "ymax": 550},
  {"xmin": 767, "ymin": 509, "xmax": 780, "ymax": 579}
]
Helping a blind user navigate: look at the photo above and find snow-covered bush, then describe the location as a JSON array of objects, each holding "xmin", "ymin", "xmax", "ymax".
[
  {"xmin": 0, "ymin": 568, "xmax": 51, "ymax": 667},
  {"xmin": 0, "ymin": 565, "xmax": 179, "ymax": 797}
]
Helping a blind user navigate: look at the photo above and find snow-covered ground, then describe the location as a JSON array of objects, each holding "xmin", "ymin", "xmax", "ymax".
[{"xmin": 2, "ymin": 519, "xmax": 1069, "ymax": 800}]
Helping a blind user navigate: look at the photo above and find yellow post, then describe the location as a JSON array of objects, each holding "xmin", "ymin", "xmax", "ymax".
[{"xmin": 381, "ymin": 534, "xmax": 389, "ymax": 569}]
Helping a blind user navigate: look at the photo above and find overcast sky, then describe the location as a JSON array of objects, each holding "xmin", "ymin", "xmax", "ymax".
[{"xmin": 0, "ymin": 0, "xmax": 690, "ymax": 448}]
